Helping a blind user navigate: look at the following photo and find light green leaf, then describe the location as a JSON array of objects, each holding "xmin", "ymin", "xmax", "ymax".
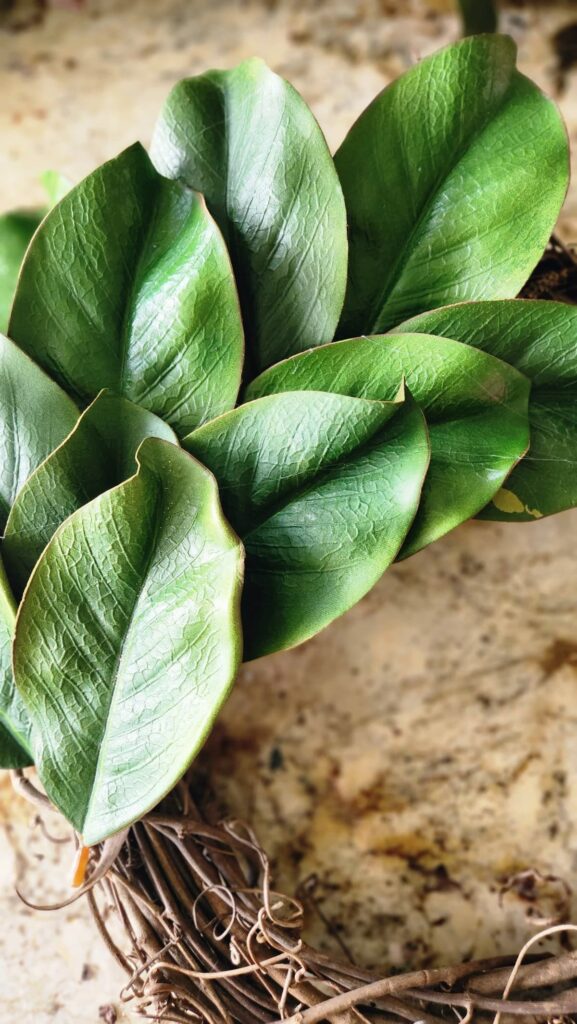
[
  {"xmin": 0, "ymin": 334, "xmax": 79, "ymax": 531},
  {"xmin": 0, "ymin": 210, "xmax": 42, "ymax": 333},
  {"xmin": 13, "ymin": 439, "xmax": 243, "ymax": 843},
  {"xmin": 0, "ymin": 555, "xmax": 32, "ymax": 768},
  {"xmin": 246, "ymin": 333, "xmax": 530, "ymax": 557},
  {"xmin": 395, "ymin": 300, "xmax": 577, "ymax": 521},
  {"xmin": 184, "ymin": 390, "xmax": 429, "ymax": 658},
  {"xmin": 335, "ymin": 35, "xmax": 568, "ymax": 337},
  {"xmin": 151, "ymin": 58, "xmax": 347, "ymax": 372},
  {"xmin": 41, "ymin": 169, "xmax": 73, "ymax": 207},
  {"xmin": 3, "ymin": 391, "xmax": 177, "ymax": 595},
  {"xmin": 9, "ymin": 144, "xmax": 244, "ymax": 436}
]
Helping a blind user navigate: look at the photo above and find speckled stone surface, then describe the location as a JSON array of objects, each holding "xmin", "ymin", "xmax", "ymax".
[{"xmin": 2, "ymin": 2, "xmax": 577, "ymax": 1021}]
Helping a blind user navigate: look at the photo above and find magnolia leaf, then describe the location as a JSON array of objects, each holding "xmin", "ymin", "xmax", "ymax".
[
  {"xmin": 395, "ymin": 300, "xmax": 577, "ymax": 521},
  {"xmin": 0, "ymin": 334, "xmax": 79, "ymax": 531},
  {"xmin": 335, "ymin": 35, "xmax": 568, "ymax": 337},
  {"xmin": 184, "ymin": 390, "xmax": 429, "ymax": 658},
  {"xmin": 0, "ymin": 556, "xmax": 32, "ymax": 768},
  {"xmin": 246, "ymin": 333, "xmax": 530, "ymax": 557},
  {"xmin": 151, "ymin": 58, "xmax": 347, "ymax": 373},
  {"xmin": 9, "ymin": 144, "xmax": 244, "ymax": 436},
  {"xmin": 4, "ymin": 391, "xmax": 177, "ymax": 595},
  {"xmin": 14, "ymin": 439, "xmax": 243, "ymax": 844},
  {"xmin": 0, "ymin": 210, "xmax": 42, "ymax": 333}
]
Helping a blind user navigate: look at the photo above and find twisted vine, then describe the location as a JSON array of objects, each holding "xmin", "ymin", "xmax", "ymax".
[{"xmin": 13, "ymin": 767, "xmax": 577, "ymax": 1024}]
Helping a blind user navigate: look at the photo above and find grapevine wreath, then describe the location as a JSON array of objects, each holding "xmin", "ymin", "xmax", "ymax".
[{"xmin": 2, "ymin": 31, "xmax": 577, "ymax": 1023}]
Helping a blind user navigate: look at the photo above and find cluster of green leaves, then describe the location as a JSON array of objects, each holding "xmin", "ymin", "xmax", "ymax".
[{"xmin": 0, "ymin": 34, "xmax": 572, "ymax": 845}]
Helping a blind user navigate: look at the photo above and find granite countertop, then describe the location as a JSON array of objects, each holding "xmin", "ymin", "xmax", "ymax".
[{"xmin": 2, "ymin": 2, "xmax": 577, "ymax": 1021}]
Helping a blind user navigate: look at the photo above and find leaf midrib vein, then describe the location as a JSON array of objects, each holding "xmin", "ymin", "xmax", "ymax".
[{"xmin": 82, "ymin": 480, "xmax": 164, "ymax": 833}]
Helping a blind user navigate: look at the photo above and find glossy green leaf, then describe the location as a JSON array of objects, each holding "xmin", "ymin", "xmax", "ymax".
[
  {"xmin": 335, "ymin": 35, "xmax": 568, "ymax": 337},
  {"xmin": 3, "ymin": 391, "xmax": 177, "ymax": 595},
  {"xmin": 13, "ymin": 439, "xmax": 243, "ymax": 843},
  {"xmin": 0, "ymin": 556, "xmax": 32, "ymax": 768},
  {"xmin": 184, "ymin": 390, "xmax": 429, "ymax": 658},
  {"xmin": 0, "ymin": 210, "xmax": 42, "ymax": 333},
  {"xmin": 246, "ymin": 333, "xmax": 530, "ymax": 557},
  {"xmin": 396, "ymin": 300, "xmax": 577, "ymax": 521},
  {"xmin": 151, "ymin": 58, "xmax": 347, "ymax": 372},
  {"xmin": 0, "ymin": 334, "xmax": 79, "ymax": 531},
  {"xmin": 9, "ymin": 143, "xmax": 244, "ymax": 436}
]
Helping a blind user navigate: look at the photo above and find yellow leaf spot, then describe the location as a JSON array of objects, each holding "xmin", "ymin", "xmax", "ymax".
[
  {"xmin": 492, "ymin": 488, "xmax": 525, "ymax": 514},
  {"xmin": 492, "ymin": 489, "xmax": 544, "ymax": 519}
]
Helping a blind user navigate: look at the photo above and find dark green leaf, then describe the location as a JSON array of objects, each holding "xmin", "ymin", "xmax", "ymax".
[
  {"xmin": 458, "ymin": 0, "xmax": 498, "ymax": 36},
  {"xmin": 3, "ymin": 391, "xmax": 177, "ymax": 595},
  {"xmin": 184, "ymin": 390, "xmax": 429, "ymax": 658},
  {"xmin": 13, "ymin": 438, "xmax": 243, "ymax": 843},
  {"xmin": 0, "ymin": 334, "xmax": 79, "ymax": 531},
  {"xmin": 151, "ymin": 58, "xmax": 347, "ymax": 372},
  {"xmin": 396, "ymin": 300, "xmax": 577, "ymax": 521},
  {"xmin": 0, "ymin": 722, "xmax": 30, "ymax": 769},
  {"xmin": 246, "ymin": 332, "xmax": 530, "ymax": 557},
  {"xmin": 0, "ymin": 556, "xmax": 33, "ymax": 768},
  {"xmin": 9, "ymin": 144, "xmax": 244, "ymax": 436},
  {"xmin": 335, "ymin": 35, "xmax": 568, "ymax": 337},
  {"xmin": 0, "ymin": 210, "xmax": 42, "ymax": 333}
]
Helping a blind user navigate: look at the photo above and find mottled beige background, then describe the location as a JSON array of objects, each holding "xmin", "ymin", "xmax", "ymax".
[{"xmin": 2, "ymin": 1, "xmax": 577, "ymax": 1021}]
